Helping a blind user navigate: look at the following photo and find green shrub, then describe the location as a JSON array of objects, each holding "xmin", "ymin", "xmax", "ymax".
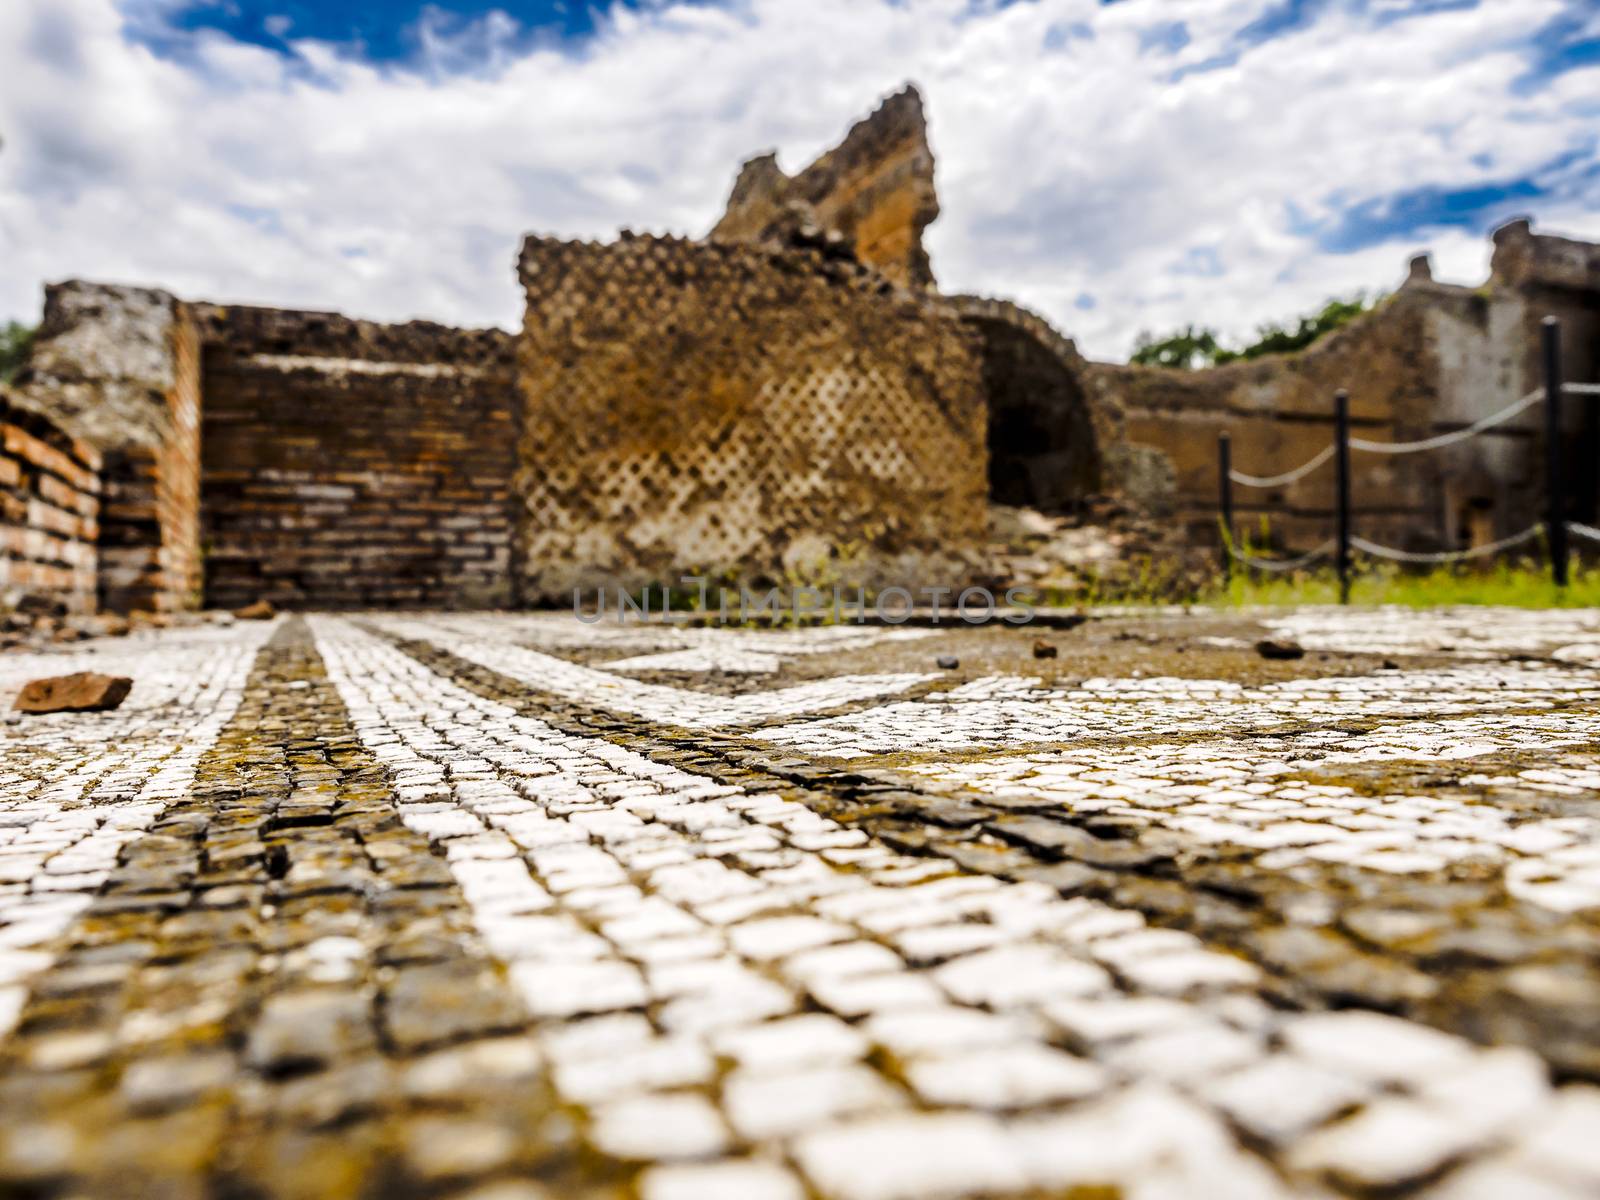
[
  {"xmin": 1130, "ymin": 294, "xmax": 1378, "ymax": 370},
  {"xmin": 0, "ymin": 322, "xmax": 35, "ymax": 383}
]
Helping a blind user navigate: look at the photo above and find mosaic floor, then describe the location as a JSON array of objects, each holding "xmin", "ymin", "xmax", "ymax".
[{"xmin": 1, "ymin": 607, "xmax": 1598, "ymax": 1199}]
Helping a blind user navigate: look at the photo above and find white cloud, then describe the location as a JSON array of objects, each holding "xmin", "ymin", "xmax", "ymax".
[{"xmin": 0, "ymin": 0, "xmax": 1596, "ymax": 360}]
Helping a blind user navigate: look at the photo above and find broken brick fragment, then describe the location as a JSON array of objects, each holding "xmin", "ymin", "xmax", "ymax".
[
  {"xmin": 14, "ymin": 672, "xmax": 133, "ymax": 714},
  {"xmin": 233, "ymin": 600, "xmax": 277, "ymax": 621}
]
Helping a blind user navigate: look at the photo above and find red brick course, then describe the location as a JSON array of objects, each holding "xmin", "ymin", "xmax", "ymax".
[{"xmin": 0, "ymin": 391, "xmax": 102, "ymax": 614}]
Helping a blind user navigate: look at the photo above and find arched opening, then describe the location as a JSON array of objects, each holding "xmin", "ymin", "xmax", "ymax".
[{"xmin": 966, "ymin": 314, "xmax": 1101, "ymax": 514}]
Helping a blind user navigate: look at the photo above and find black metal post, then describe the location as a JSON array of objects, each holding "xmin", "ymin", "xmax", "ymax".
[
  {"xmin": 1544, "ymin": 316, "xmax": 1568, "ymax": 587},
  {"xmin": 1335, "ymin": 390, "xmax": 1351, "ymax": 605},
  {"xmin": 1218, "ymin": 433, "xmax": 1233, "ymax": 583}
]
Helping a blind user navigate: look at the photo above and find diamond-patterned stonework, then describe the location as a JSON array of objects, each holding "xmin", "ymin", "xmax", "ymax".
[{"xmin": 514, "ymin": 234, "xmax": 988, "ymax": 600}]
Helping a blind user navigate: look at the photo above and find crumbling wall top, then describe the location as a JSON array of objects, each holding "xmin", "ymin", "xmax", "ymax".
[
  {"xmin": 189, "ymin": 303, "xmax": 515, "ymax": 368},
  {"xmin": 710, "ymin": 84, "xmax": 940, "ymax": 291},
  {"xmin": 11, "ymin": 281, "xmax": 182, "ymax": 451},
  {"xmin": 519, "ymin": 230, "xmax": 933, "ymax": 314},
  {"xmin": 1491, "ymin": 218, "xmax": 1600, "ymax": 293}
]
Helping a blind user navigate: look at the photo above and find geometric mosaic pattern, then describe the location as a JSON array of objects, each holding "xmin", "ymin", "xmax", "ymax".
[{"xmin": 1, "ymin": 607, "xmax": 1598, "ymax": 1198}]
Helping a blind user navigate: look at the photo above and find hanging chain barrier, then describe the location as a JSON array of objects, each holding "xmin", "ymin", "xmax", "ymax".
[
  {"xmin": 1225, "ymin": 540, "xmax": 1336, "ymax": 573},
  {"xmin": 1218, "ymin": 316, "xmax": 1594, "ymax": 596},
  {"xmin": 1233, "ymin": 526, "xmax": 1553, "ymax": 572},
  {"xmin": 1227, "ymin": 445, "xmax": 1335, "ymax": 489},
  {"xmin": 1227, "ymin": 381, "xmax": 1598, "ymax": 488},
  {"xmin": 1350, "ymin": 524, "xmax": 1545, "ymax": 564},
  {"xmin": 1348, "ymin": 386, "xmax": 1543, "ymax": 453}
]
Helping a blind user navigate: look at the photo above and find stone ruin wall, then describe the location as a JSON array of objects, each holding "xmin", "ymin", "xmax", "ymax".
[
  {"xmin": 1096, "ymin": 220, "xmax": 1600, "ymax": 555},
  {"xmin": 10, "ymin": 230, "xmax": 990, "ymax": 615},
  {"xmin": 515, "ymin": 232, "xmax": 988, "ymax": 601},
  {"xmin": 712, "ymin": 86, "xmax": 940, "ymax": 291},
  {"xmin": 4, "ymin": 282, "xmax": 519, "ymax": 613},
  {"xmin": 1100, "ymin": 292, "xmax": 1445, "ymax": 553},
  {"xmin": 1486, "ymin": 220, "xmax": 1600, "ymax": 528},
  {"xmin": 706, "ymin": 88, "xmax": 1150, "ymax": 527},
  {"xmin": 104, "ymin": 304, "xmax": 203, "ymax": 614},
  {"xmin": 1492, "ymin": 218, "xmax": 1600, "ymax": 384},
  {"xmin": 701, "ymin": 85, "xmax": 1600, "ymax": 554},
  {"xmin": 194, "ymin": 306, "xmax": 518, "ymax": 610},
  {"xmin": 0, "ymin": 87, "xmax": 1020, "ymax": 614},
  {"xmin": 0, "ymin": 388, "xmax": 101, "ymax": 615},
  {"xmin": 6, "ymin": 283, "xmax": 201, "ymax": 613},
  {"xmin": 7, "ymin": 95, "xmax": 1596, "ymax": 609}
]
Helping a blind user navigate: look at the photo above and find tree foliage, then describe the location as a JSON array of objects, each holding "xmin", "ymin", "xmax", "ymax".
[
  {"xmin": 1127, "ymin": 324, "xmax": 1224, "ymax": 370},
  {"xmin": 0, "ymin": 322, "xmax": 35, "ymax": 384},
  {"xmin": 1131, "ymin": 294, "xmax": 1378, "ymax": 370}
]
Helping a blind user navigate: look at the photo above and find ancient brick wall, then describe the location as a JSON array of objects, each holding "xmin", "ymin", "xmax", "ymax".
[
  {"xmin": 516, "ymin": 233, "xmax": 987, "ymax": 601},
  {"xmin": 0, "ymin": 389, "xmax": 101, "ymax": 614},
  {"xmin": 1098, "ymin": 293, "xmax": 1434, "ymax": 551},
  {"xmin": 8, "ymin": 282, "xmax": 203, "ymax": 613},
  {"xmin": 712, "ymin": 86, "xmax": 940, "ymax": 290},
  {"xmin": 195, "ymin": 306, "xmax": 518, "ymax": 610}
]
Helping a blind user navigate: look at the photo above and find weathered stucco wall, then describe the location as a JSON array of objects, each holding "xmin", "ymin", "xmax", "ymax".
[
  {"xmin": 516, "ymin": 232, "xmax": 987, "ymax": 600},
  {"xmin": 712, "ymin": 86, "xmax": 940, "ymax": 291},
  {"xmin": 0, "ymin": 388, "xmax": 101, "ymax": 615},
  {"xmin": 1488, "ymin": 220, "xmax": 1600, "ymax": 528},
  {"xmin": 95, "ymin": 307, "xmax": 204, "ymax": 613},
  {"xmin": 195, "ymin": 306, "xmax": 518, "ymax": 610},
  {"xmin": 1085, "ymin": 227, "xmax": 1600, "ymax": 556},
  {"xmin": 1096, "ymin": 289, "xmax": 1440, "ymax": 551}
]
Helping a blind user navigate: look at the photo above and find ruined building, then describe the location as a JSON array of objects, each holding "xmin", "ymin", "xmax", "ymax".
[
  {"xmin": 710, "ymin": 85, "xmax": 941, "ymax": 292},
  {"xmin": 1110, "ymin": 222, "xmax": 1600, "ymax": 555},
  {"xmin": 3, "ymin": 85, "xmax": 1597, "ymax": 615}
]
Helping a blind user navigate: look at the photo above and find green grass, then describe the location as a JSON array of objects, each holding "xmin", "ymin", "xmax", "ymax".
[
  {"xmin": 597, "ymin": 556, "xmax": 1600, "ymax": 621},
  {"xmin": 1205, "ymin": 559, "xmax": 1600, "ymax": 608}
]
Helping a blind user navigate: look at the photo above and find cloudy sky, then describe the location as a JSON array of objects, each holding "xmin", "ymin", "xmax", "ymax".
[{"xmin": 1, "ymin": 0, "xmax": 1596, "ymax": 361}]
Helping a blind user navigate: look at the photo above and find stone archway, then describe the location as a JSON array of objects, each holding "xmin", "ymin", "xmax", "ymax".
[{"xmin": 948, "ymin": 296, "xmax": 1112, "ymax": 515}]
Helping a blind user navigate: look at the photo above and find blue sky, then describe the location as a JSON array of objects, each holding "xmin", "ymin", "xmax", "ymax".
[
  {"xmin": 2, "ymin": 0, "xmax": 1597, "ymax": 358},
  {"xmin": 120, "ymin": 0, "xmax": 660, "ymax": 60}
]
